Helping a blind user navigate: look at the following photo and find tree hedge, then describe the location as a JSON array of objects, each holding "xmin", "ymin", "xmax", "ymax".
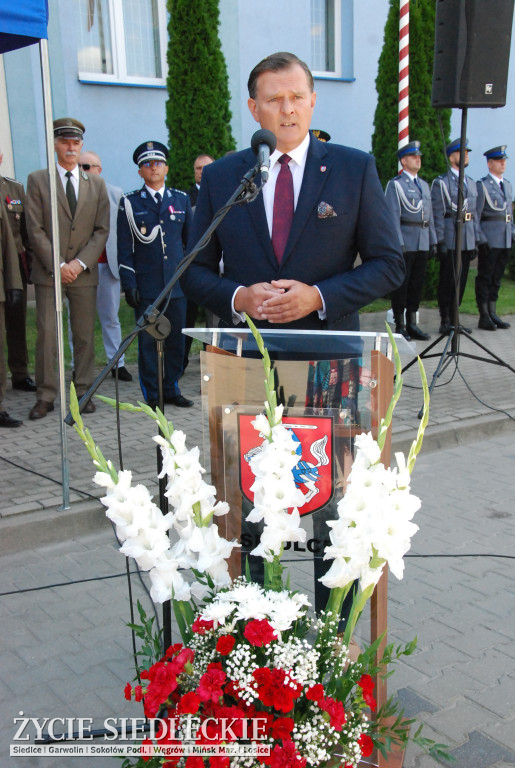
[{"xmin": 165, "ymin": 0, "xmax": 235, "ymax": 191}]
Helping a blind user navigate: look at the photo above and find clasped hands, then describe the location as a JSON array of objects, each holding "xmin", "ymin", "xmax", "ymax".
[
  {"xmin": 234, "ymin": 279, "xmax": 322, "ymax": 324},
  {"xmin": 60, "ymin": 259, "xmax": 84, "ymax": 284}
]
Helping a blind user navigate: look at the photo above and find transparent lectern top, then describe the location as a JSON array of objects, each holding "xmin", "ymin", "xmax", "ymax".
[{"xmin": 183, "ymin": 328, "xmax": 415, "ymax": 360}]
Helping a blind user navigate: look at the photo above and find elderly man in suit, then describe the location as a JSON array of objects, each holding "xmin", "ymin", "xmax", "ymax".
[
  {"xmin": 78, "ymin": 150, "xmax": 132, "ymax": 380},
  {"xmin": 475, "ymin": 145, "xmax": 515, "ymax": 331},
  {"xmin": 181, "ymin": 52, "xmax": 404, "ymax": 331},
  {"xmin": 26, "ymin": 118, "xmax": 109, "ymax": 420},
  {"xmin": 431, "ymin": 138, "xmax": 483, "ymax": 335},
  {"xmin": 385, "ymin": 140, "xmax": 437, "ymax": 341}
]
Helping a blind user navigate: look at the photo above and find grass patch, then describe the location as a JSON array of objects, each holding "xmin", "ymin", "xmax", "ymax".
[{"xmin": 361, "ymin": 269, "xmax": 515, "ymax": 316}]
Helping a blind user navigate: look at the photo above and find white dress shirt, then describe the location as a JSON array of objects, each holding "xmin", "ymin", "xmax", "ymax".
[{"xmin": 232, "ymin": 132, "xmax": 326, "ymax": 322}]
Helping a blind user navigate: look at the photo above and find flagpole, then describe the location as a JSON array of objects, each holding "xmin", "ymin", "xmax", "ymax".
[{"xmin": 39, "ymin": 37, "xmax": 70, "ymax": 510}]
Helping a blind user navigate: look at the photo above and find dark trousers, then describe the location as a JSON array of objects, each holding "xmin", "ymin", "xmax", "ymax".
[
  {"xmin": 438, "ymin": 248, "xmax": 474, "ymax": 318},
  {"xmin": 136, "ymin": 295, "xmax": 186, "ymax": 403},
  {"xmin": 5, "ymin": 280, "xmax": 29, "ymax": 381},
  {"xmin": 475, "ymin": 245, "xmax": 510, "ymax": 305},
  {"xmin": 391, "ymin": 250, "xmax": 429, "ymax": 315}
]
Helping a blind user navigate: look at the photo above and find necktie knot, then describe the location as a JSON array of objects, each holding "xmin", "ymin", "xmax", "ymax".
[{"xmin": 278, "ymin": 154, "xmax": 291, "ymax": 167}]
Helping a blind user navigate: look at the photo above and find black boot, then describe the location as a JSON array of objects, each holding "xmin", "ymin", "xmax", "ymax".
[
  {"xmin": 478, "ymin": 303, "xmax": 496, "ymax": 331},
  {"xmin": 488, "ymin": 301, "xmax": 510, "ymax": 329},
  {"xmin": 406, "ymin": 311, "xmax": 430, "ymax": 341},
  {"xmin": 439, "ymin": 314, "xmax": 451, "ymax": 335},
  {"xmin": 394, "ymin": 312, "xmax": 411, "ymax": 341}
]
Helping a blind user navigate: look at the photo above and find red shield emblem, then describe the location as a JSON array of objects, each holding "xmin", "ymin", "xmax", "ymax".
[{"xmin": 239, "ymin": 415, "xmax": 333, "ymax": 516}]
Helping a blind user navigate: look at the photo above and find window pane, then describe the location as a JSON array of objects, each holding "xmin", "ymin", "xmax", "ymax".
[
  {"xmin": 76, "ymin": 0, "xmax": 113, "ymax": 74},
  {"xmin": 123, "ymin": 0, "xmax": 162, "ymax": 78},
  {"xmin": 311, "ymin": 0, "xmax": 335, "ymax": 72}
]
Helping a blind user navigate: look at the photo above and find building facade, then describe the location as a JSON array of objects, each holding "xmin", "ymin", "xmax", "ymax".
[{"xmin": 1, "ymin": 0, "xmax": 514, "ymax": 191}]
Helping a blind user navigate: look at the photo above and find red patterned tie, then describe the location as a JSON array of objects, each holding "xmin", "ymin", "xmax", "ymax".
[{"xmin": 272, "ymin": 154, "xmax": 294, "ymax": 264}]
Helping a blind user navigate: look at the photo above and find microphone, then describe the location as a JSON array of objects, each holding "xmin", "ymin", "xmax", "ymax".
[{"xmin": 251, "ymin": 129, "xmax": 277, "ymax": 183}]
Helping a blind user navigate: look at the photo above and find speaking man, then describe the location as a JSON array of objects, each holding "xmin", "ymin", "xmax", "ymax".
[{"xmin": 181, "ymin": 51, "xmax": 404, "ymax": 332}]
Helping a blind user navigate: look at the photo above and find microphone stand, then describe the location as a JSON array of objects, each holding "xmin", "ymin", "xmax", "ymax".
[{"xmin": 64, "ymin": 159, "xmax": 263, "ymax": 654}]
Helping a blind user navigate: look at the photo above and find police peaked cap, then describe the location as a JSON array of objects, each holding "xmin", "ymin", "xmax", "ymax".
[
  {"xmin": 484, "ymin": 145, "xmax": 508, "ymax": 159},
  {"xmin": 446, "ymin": 137, "xmax": 472, "ymax": 155},
  {"xmin": 311, "ymin": 129, "xmax": 331, "ymax": 142},
  {"xmin": 54, "ymin": 117, "xmax": 85, "ymax": 139},
  {"xmin": 133, "ymin": 141, "xmax": 168, "ymax": 166},
  {"xmin": 397, "ymin": 141, "xmax": 422, "ymax": 159}
]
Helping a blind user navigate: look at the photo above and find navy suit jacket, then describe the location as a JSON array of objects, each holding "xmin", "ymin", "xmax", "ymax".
[{"xmin": 181, "ymin": 135, "xmax": 404, "ymax": 331}]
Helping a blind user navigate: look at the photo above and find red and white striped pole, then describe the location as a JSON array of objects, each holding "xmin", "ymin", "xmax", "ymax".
[{"xmin": 398, "ymin": 0, "xmax": 409, "ymax": 168}]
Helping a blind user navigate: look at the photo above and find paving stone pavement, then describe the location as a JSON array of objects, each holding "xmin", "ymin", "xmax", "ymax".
[{"xmin": 1, "ymin": 309, "xmax": 515, "ymax": 767}]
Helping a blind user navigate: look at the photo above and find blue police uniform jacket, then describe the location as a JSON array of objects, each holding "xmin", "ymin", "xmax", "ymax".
[
  {"xmin": 477, "ymin": 175, "xmax": 515, "ymax": 249},
  {"xmin": 117, "ymin": 185, "xmax": 192, "ymax": 298},
  {"xmin": 431, "ymin": 171, "xmax": 483, "ymax": 251},
  {"xmin": 385, "ymin": 171, "xmax": 437, "ymax": 252}
]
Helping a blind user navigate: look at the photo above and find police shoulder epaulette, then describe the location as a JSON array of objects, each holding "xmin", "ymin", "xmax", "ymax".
[
  {"xmin": 169, "ymin": 187, "xmax": 188, "ymax": 197},
  {"xmin": 124, "ymin": 189, "xmax": 140, "ymax": 198},
  {"xmin": 3, "ymin": 175, "xmax": 22, "ymax": 186}
]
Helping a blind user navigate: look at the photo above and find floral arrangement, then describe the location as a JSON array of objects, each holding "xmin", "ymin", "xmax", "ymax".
[{"xmin": 72, "ymin": 320, "xmax": 449, "ymax": 767}]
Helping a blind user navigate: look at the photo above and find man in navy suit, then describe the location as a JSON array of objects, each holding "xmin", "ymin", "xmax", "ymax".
[
  {"xmin": 181, "ymin": 52, "xmax": 404, "ymax": 331},
  {"xmin": 117, "ymin": 141, "xmax": 193, "ymax": 409}
]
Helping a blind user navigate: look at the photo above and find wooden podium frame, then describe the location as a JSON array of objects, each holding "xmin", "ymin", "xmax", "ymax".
[{"xmin": 185, "ymin": 328, "xmax": 410, "ymax": 767}]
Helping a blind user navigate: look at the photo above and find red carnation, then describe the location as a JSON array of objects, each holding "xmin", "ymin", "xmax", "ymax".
[
  {"xmin": 358, "ymin": 733, "xmax": 374, "ymax": 757},
  {"xmin": 124, "ymin": 682, "xmax": 132, "ymax": 701},
  {"xmin": 216, "ymin": 635, "xmax": 236, "ymax": 655},
  {"xmin": 269, "ymin": 740, "xmax": 307, "ymax": 768},
  {"xmin": 358, "ymin": 674, "xmax": 377, "ymax": 711},
  {"xmin": 305, "ymin": 684, "xmax": 324, "ymax": 703},
  {"xmin": 134, "ymin": 685, "xmax": 143, "ymax": 702},
  {"xmin": 185, "ymin": 758, "xmax": 204, "ymax": 768},
  {"xmin": 178, "ymin": 691, "xmax": 201, "ymax": 714},
  {"xmin": 192, "ymin": 617, "xmax": 214, "ymax": 634},
  {"xmin": 198, "ymin": 662, "xmax": 227, "ymax": 703},
  {"xmin": 270, "ymin": 717, "xmax": 295, "ymax": 742},
  {"xmin": 164, "ymin": 642, "xmax": 184, "ymax": 659},
  {"xmin": 244, "ymin": 619, "xmax": 277, "ymax": 646},
  {"xmin": 320, "ymin": 696, "xmax": 346, "ymax": 731}
]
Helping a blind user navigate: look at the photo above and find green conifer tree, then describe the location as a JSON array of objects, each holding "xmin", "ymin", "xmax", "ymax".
[
  {"xmin": 166, "ymin": 0, "xmax": 235, "ymax": 191},
  {"xmin": 372, "ymin": 0, "xmax": 453, "ymax": 298}
]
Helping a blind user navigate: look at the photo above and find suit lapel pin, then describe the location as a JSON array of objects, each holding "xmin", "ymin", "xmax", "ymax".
[
  {"xmin": 320, "ymin": 165, "xmax": 327, "ymax": 172},
  {"xmin": 81, "ymin": 171, "xmax": 88, "ymax": 180}
]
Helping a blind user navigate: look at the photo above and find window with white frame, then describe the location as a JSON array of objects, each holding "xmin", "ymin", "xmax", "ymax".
[
  {"xmin": 76, "ymin": 0, "xmax": 167, "ymax": 86},
  {"xmin": 310, "ymin": 0, "xmax": 342, "ymax": 77}
]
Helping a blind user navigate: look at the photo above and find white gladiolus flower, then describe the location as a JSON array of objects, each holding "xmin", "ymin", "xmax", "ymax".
[
  {"xmin": 320, "ymin": 432, "xmax": 421, "ymax": 591},
  {"xmin": 251, "ymin": 508, "xmax": 307, "ymax": 561},
  {"xmin": 148, "ymin": 553, "xmax": 191, "ymax": 603},
  {"xmin": 251, "ymin": 412, "xmax": 271, "ymax": 437}
]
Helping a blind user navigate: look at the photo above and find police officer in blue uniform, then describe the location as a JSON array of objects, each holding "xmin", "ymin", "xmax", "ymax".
[
  {"xmin": 431, "ymin": 138, "xmax": 483, "ymax": 334},
  {"xmin": 475, "ymin": 145, "xmax": 515, "ymax": 331},
  {"xmin": 117, "ymin": 141, "xmax": 194, "ymax": 409},
  {"xmin": 385, "ymin": 141, "xmax": 437, "ymax": 340}
]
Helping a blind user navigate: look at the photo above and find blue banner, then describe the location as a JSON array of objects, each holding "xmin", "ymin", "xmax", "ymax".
[{"xmin": 0, "ymin": 0, "xmax": 49, "ymax": 53}]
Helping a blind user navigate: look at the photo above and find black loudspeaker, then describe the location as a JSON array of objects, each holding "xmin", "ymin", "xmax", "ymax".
[{"xmin": 432, "ymin": 0, "xmax": 514, "ymax": 108}]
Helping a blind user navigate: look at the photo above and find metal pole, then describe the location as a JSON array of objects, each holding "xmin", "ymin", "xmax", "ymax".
[
  {"xmin": 398, "ymin": 0, "xmax": 410, "ymax": 166},
  {"xmin": 39, "ymin": 38, "xmax": 70, "ymax": 509}
]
